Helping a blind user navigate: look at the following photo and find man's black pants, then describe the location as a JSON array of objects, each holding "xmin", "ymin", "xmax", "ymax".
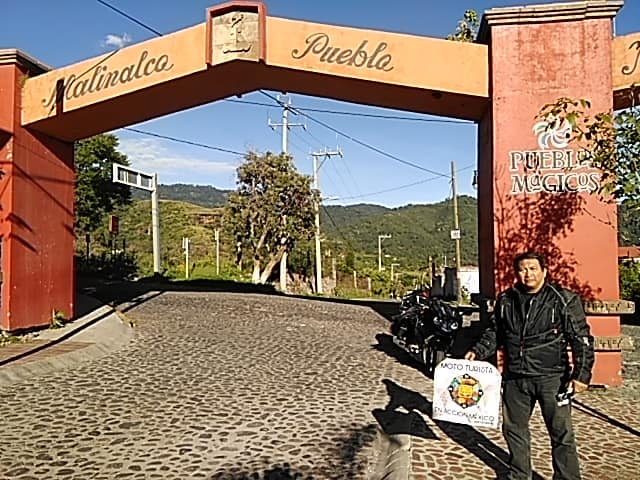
[{"xmin": 502, "ymin": 375, "xmax": 581, "ymax": 480}]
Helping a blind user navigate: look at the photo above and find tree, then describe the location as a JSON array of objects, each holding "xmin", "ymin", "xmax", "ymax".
[
  {"xmin": 446, "ymin": 10, "xmax": 479, "ymax": 42},
  {"xmin": 619, "ymin": 200, "xmax": 640, "ymax": 246},
  {"xmin": 224, "ymin": 151, "xmax": 318, "ymax": 284},
  {"xmin": 619, "ymin": 261, "xmax": 640, "ymax": 300},
  {"xmin": 75, "ymin": 134, "xmax": 132, "ymax": 234},
  {"xmin": 537, "ymin": 93, "xmax": 640, "ymax": 210}
]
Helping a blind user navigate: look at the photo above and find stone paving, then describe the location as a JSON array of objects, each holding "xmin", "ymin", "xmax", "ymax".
[
  {"xmin": 1, "ymin": 291, "xmax": 638, "ymax": 480},
  {"xmin": 409, "ymin": 324, "xmax": 640, "ymax": 480},
  {"xmin": 0, "ymin": 292, "xmax": 430, "ymax": 480}
]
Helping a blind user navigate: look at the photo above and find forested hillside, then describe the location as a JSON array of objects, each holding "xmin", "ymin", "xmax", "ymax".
[
  {"xmin": 121, "ymin": 184, "xmax": 639, "ymax": 278},
  {"xmin": 114, "ymin": 200, "xmax": 226, "ymax": 277},
  {"xmin": 321, "ymin": 195, "xmax": 479, "ymax": 267},
  {"xmin": 132, "ymin": 184, "xmax": 230, "ymax": 208}
]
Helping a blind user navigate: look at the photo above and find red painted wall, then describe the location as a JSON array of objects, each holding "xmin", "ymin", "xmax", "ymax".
[
  {"xmin": 0, "ymin": 61, "xmax": 75, "ymax": 331},
  {"xmin": 483, "ymin": 18, "xmax": 621, "ymax": 385}
]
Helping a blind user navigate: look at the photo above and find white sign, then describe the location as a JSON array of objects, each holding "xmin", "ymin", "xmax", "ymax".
[
  {"xmin": 508, "ymin": 117, "xmax": 601, "ymax": 195},
  {"xmin": 433, "ymin": 358, "xmax": 502, "ymax": 429},
  {"xmin": 450, "ymin": 229, "xmax": 461, "ymax": 240},
  {"xmin": 112, "ymin": 163, "xmax": 156, "ymax": 192}
]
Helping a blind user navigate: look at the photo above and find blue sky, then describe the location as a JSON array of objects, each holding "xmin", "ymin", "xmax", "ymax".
[{"xmin": 3, "ymin": 0, "xmax": 639, "ymax": 207}]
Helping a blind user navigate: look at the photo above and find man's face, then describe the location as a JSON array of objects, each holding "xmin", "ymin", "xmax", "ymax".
[{"xmin": 516, "ymin": 258, "xmax": 547, "ymax": 292}]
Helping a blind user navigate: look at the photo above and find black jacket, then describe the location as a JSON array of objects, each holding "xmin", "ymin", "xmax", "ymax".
[{"xmin": 472, "ymin": 282, "xmax": 595, "ymax": 384}]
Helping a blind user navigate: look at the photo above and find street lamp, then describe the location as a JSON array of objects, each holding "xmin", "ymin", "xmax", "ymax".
[
  {"xmin": 390, "ymin": 262, "xmax": 400, "ymax": 281},
  {"xmin": 378, "ymin": 234, "xmax": 391, "ymax": 271}
]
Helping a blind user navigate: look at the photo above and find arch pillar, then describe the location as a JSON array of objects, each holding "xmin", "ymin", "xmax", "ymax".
[
  {"xmin": 477, "ymin": 1, "xmax": 624, "ymax": 385},
  {"xmin": 0, "ymin": 50, "xmax": 75, "ymax": 331}
]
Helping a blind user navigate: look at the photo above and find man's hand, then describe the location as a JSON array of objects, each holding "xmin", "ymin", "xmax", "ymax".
[
  {"xmin": 464, "ymin": 351, "xmax": 476, "ymax": 361},
  {"xmin": 572, "ymin": 380, "xmax": 589, "ymax": 394}
]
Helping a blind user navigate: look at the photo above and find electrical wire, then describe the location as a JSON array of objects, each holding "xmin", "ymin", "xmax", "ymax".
[
  {"xmin": 336, "ymin": 176, "xmax": 442, "ymax": 201},
  {"xmin": 333, "ymin": 164, "xmax": 474, "ymax": 201},
  {"xmin": 224, "ymin": 98, "xmax": 472, "ymax": 124},
  {"xmin": 259, "ymin": 90, "xmax": 450, "ymax": 178},
  {"xmin": 95, "ymin": 0, "xmax": 475, "ymax": 201},
  {"xmin": 320, "ymin": 204, "xmax": 357, "ymax": 252},
  {"xmin": 93, "ymin": 0, "xmax": 461, "ymax": 183},
  {"xmin": 95, "ymin": 0, "xmax": 163, "ymax": 36},
  {"xmin": 123, "ymin": 127, "xmax": 245, "ymax": 156},
  {"xmin": 47, "ymin": 0, "xmax": 163, "ymax": 116}
]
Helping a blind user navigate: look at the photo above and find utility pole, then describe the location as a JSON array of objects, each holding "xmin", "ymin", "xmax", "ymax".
[
  {"xmin": 390, "ymin": 262, "xmax": 400, "ymax": 282},
  {"xmin": 378, "ymin": 234, "xmax": 392, "ymax": 271},
  {"xmin": 215, "ymin": 228, "xmax": 220, "ymax": 276},
  {"xmin": 311, "ymin": 147, "xmax": 342, "ymax": 294},
  {"xmin": 150, "ymin": 173, "xmax": 161, "ymax": 274},
  {"xmin": 269, "ymin": 96, "xmax": 305, "ymax": 293},
  {"xmin": 182, "ymin": 237, "xmax": 191, "ymax": 279},
  {"xmin": 451, "ymin": 160, "xmax": 462, "ymax": 303}
]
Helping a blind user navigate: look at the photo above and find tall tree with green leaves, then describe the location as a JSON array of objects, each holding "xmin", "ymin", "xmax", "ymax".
[
  {"xmin": 537, "ymin": 93, "xmax": 640, "ymax": 210},
  {"xmin": 619, "ymin": 200, "xmax": 640, "ymax": 245},
  {"xmin": 75, "ymin": 134, "xmax": 132, "ymax": 234},
  {"xmin": 225, "ymin": 151, "xmax": 318, "ymax": 284},
  {"xmin": 446, "ymin": 10, "xmax": 479, "ymax": 42}
]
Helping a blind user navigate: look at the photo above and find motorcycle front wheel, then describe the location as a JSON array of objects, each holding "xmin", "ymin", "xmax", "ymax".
[{"xmin": 423, "ymin": 347, "xmax": 446, "ymax": 376}]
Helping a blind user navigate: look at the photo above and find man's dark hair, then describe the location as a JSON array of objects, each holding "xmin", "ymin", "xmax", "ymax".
[{"xmin": 513, "ymin": 251, "xmax": 547, "ymax": 271}]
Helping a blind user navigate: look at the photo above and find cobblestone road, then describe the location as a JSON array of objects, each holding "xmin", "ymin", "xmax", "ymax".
[
  {"xmin": 0, "ymin": 292, "xmax": 430, "ymax": 480},
  {"xmin": 1, "ymin": 292, "xmax": 638, "ymax": 480}
]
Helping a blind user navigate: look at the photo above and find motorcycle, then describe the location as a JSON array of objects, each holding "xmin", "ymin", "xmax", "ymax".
[{"xmin": 390, "ymin": 289, "xmax": 463, "ymax": 375}]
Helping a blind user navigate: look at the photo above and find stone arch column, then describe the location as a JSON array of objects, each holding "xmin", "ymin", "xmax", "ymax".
[
  {"xmin": 0, "ymin": 49, "xmax": 75, "ymax": 331},
  {"xmin": 477, "ymin": 1, "xmax": 624, "ymax": 385}
]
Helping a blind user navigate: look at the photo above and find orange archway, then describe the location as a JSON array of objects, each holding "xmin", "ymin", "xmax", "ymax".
[{"xmin": 1, "ymin": 0, "xmax": 638, "ymax": 385}]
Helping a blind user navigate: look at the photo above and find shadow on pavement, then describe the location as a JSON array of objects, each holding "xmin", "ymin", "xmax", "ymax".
[
  {"xmin": 373, "ymin": 379, "xmax": 546, "ymax": 480},
  {"xmin": 573, "ymin": 399, "xmax": 640, "ymax": 437},
  {"xmin": 372, "ymin": 378, "xmax": 438, "ymax": 439},
  {"xmin": 78, "ymin": 276, "xmax": 403, "ymax": 322},
  {"xmin": 208, "ymin": 464, "xmax": 314, "ymax": 479},
  {"xmin": 330, "ymin": 423, "xmax": 378, "ymax": 479},
  {"xmin": 372, "ymin": 332, "xmax": 428, "ymax": 375}
]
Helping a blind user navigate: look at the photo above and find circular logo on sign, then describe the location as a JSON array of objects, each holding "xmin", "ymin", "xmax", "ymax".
[
  {"xmin": 533, "ymin": 117, "xmax": 572, "ymax": 150},
  {"xmin": 448, "ymin": 374, "xmax": 484, "ymax": 409}
]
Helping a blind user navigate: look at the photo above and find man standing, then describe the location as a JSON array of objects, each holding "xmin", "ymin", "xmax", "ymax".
[{"xmin": 465, "ymin": 251, "xmax": 594, "ymax": 480}]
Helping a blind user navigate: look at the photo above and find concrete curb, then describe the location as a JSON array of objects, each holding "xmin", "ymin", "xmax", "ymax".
[
  {"xmin": 371, "ymin": 426, "xmax": 412, "ymax": 480},
  {"xmin": 0, "ymin": 300, "xmax": 134, "ymax": 385}
]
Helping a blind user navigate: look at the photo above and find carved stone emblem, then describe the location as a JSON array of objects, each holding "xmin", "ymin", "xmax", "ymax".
[{"xmin": 211, "ymin": 11, "xmax": 260, "ymax": 64}]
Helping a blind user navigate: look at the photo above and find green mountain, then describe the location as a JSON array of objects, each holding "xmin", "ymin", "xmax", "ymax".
[
  {"xmin": 321, "ymin": 196, "xmax": 479, "ymax": 267},
  {"xmin": 133, "ymin": 185, "xmax": 480, "ymax": 268},
  {"xmin": 132, "ymin": 183, "xmax": 230, "ymax": 208},
  {"xmin": 116, "ymin": 199, "xmax": 225, "ymax": 277},
  {"xmin": 115, "ymin": 183, "xmax": 640, "ymax": 282}
]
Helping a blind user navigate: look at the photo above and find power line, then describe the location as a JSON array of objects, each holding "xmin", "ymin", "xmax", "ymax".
[
  {"xmin": 46, "ymin": 50, "xmax": 120, "ymax": 116},
  {"xmin": 95, "ymin": 0, "xmax": 163, "ymax": 37},
  {"xmin": 259, "ymin": 90, "xmax": 450, "ymax": 178},
  {"xmin": 122, "ymin": 127, "xmax": 245, "ymax": 156},
  {"xmin": 333, "ymin": 165, "xmax": 475, "ymax": 201},
  {"xmin": 225, "ymin": 98, "xmax": 472, "ymax": 124},
  {"xmin": 336, "ymin": 176, "xmax": 442, "ymax": 201},
  {"xmin": 320, "ymin": 204, "xmax": 357, "ymax": 252},
  {"xmin": 325, "ymin": 156, "xmax": 357, "ymax": 199},
  {"xmin": 94, "ymin": 0, "xmax": 471, "ymax": 199},
  {"xmin": 92, "ymin": 0, "xmax": 461, "ymax": 182},
  {"xmin": 93, "ymin": 0, "xmax": 471, "ymax": 130},
  {"xmin": 59, "ymin": 0, "xmax": 163, "ymax": 120},
  {"xmin": 290, "ymin": 128, "xmax": 316, "ymax": 151},
  {"xmin": 51, "ymin": 1, "xmax": 159, "ymax": 118}
]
